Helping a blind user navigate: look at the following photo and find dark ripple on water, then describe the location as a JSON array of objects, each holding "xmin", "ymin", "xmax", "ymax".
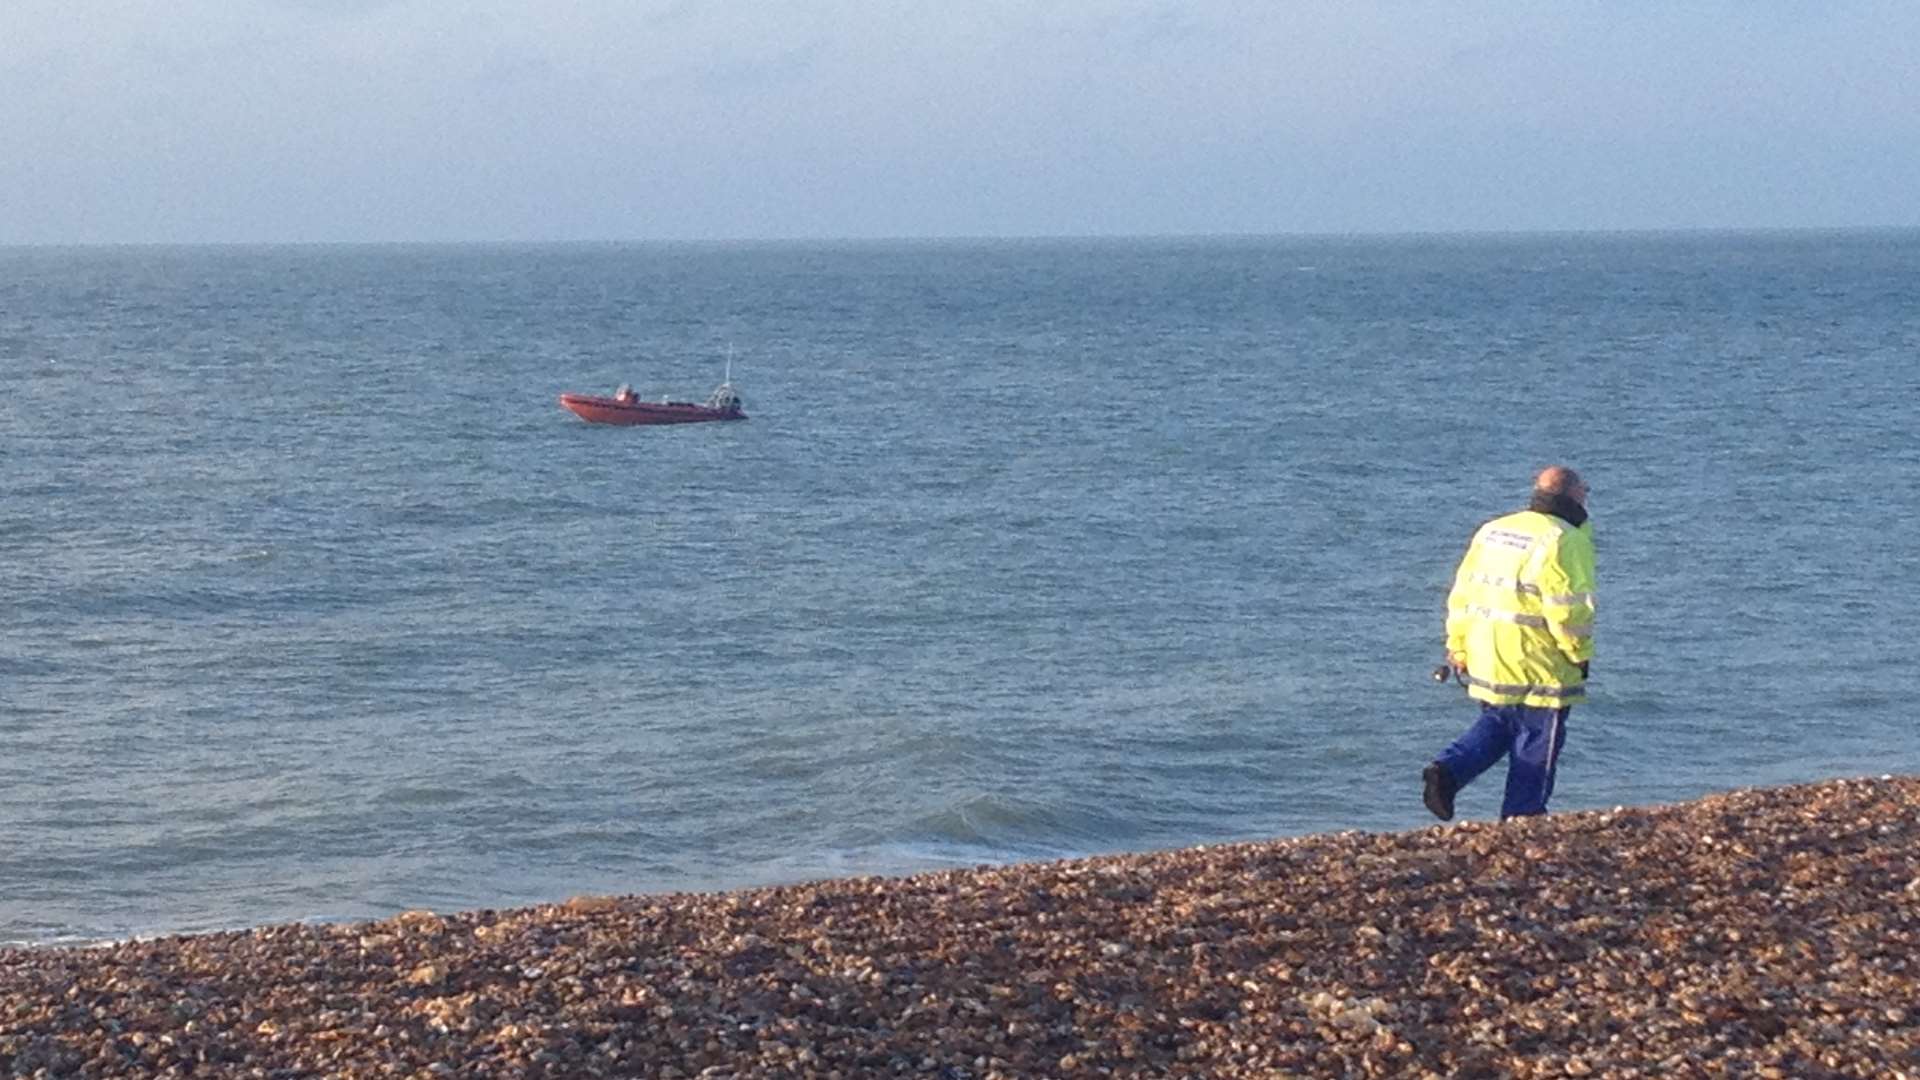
[{"xmin": 3, "ymin": 234, "xmax": 1920, "ymax": 943}]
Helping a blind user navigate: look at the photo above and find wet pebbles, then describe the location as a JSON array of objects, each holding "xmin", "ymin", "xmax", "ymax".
[{"xmin": 4, "ymin": 776, "xmax": 1916, "ymax": 1077}]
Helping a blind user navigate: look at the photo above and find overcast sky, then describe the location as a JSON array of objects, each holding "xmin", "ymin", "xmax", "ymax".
[{"xmin": 4, "ymin": 1, "xmax": 1917, "ymax": 244}]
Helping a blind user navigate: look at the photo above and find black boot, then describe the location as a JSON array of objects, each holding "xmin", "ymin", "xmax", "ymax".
[{"xmin": 1422, "ymin": 764, "xmax": 1456, "ymax": 821}]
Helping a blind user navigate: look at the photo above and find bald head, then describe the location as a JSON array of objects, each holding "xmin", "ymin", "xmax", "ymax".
[{"xmin": 1534, "ymin": 465, "xmax": 1587, "ymax": 507}]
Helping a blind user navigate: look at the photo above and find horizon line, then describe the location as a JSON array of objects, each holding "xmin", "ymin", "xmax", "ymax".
[{"xmin": 5, "ymin": 223, "xmax": 1919, "ymax": 252}]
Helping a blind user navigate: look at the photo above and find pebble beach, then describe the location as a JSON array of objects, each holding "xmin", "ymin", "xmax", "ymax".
[{"xmin": 4, "ymin": 776, "xmax": 1916, "ymax": 1079}]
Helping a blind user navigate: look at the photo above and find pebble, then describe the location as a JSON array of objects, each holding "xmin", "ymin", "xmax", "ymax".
[{"xmin": 1, "ymin": 775, "xmax": 1916, "ymax": 1076}]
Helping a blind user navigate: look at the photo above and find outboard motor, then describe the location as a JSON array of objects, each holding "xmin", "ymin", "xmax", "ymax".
[{"xmin": 705, "ymin": 382, "xmax": 744, "ymax": 415}]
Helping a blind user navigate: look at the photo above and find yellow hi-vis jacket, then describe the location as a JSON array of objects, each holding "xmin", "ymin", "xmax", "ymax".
[{"xmin": 1444, "ymin": 509, "xmax": 1596, "ymax": 707}]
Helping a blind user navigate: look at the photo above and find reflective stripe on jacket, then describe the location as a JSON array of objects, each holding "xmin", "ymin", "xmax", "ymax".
[{"xmin": 1444, "ymin": 509, "xmax": 1595, "ymax": 707}]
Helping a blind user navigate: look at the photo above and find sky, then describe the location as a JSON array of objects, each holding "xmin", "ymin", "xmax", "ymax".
[{"xmin": 3, "ymin": 1, "xmax": 1918, "ymax": 244}]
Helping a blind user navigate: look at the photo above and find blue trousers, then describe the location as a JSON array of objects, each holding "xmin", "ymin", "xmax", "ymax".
[{"xmin": 1433, "ymin": 703, "xmax": 1570, "ymax": 818}]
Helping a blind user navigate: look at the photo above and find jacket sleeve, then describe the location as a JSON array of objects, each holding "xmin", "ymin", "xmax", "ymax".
[
  {"xmin": 1538, "ymin": 525, "xmax": 1596, "ymax": 664},
  {"xmin": 1442, "ymin": 540, "xmax": 1475, "ymax": 658}
]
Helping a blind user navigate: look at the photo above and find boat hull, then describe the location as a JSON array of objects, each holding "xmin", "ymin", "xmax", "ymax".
[{"xmin": 559, "ymin": 393, "xmax": 747, "ymax": 426}]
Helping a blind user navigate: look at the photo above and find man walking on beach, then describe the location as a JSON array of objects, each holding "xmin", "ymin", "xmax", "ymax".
[{"xmin": 1423, "ymin": 466, "xmax": 1595, "ymax": 821}]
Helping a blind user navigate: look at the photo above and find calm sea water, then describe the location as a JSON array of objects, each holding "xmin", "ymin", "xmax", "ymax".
[{"xmin": 3, "ymin": 232, "xmax": 1917, "ymax": 946}]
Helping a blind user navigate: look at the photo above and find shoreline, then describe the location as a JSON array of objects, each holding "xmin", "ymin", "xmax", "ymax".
[{"xmin": 5, "ymin": 776, "xmax": 1916, "ymax": 1077}]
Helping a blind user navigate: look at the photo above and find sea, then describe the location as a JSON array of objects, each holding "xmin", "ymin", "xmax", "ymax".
[{"xmin": 3, "ymin": 231, "xmax": 1917, "ymax": 947}]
